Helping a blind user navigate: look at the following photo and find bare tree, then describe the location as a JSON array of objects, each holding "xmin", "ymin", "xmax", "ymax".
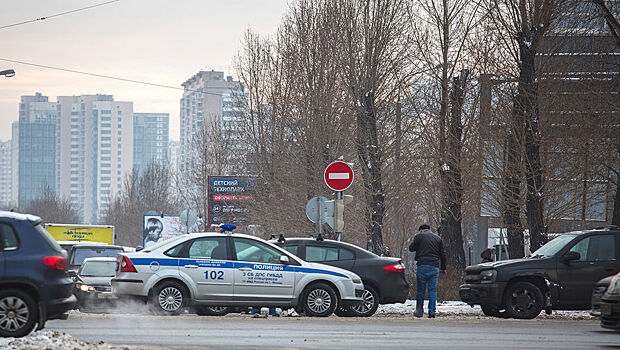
[
  {"xmin": 104, "ymin": 162, "xmax": 178, "ymax": 246},
  {"xmin": 484, "ymin": 0, "xmax": 573, "ymax": 256},
  {"xmin": 335, "ymin": 0, "xmax": 415, "ymax": 254},
  {"xmin": 23, "ymin": 183, "xmax": 79, "ymax": 224}
]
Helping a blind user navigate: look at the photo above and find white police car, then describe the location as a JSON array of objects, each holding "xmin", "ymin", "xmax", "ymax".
[{"xmin": 111, "ymin": 227, "xmax": 364, "ymax": 317}]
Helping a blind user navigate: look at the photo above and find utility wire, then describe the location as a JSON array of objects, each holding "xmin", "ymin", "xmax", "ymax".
[
  {"xmin": 0, "ymin": 57, "xmax": 230, "ymax": 97},
  {"xmin": 0, "ymin": 0, "xmax": 120, "ymax": 30}
]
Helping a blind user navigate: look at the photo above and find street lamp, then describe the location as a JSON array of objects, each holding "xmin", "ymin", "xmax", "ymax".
[{"xmin": 0, "ymin": 69, "xmax": 16, "ymax": 78}]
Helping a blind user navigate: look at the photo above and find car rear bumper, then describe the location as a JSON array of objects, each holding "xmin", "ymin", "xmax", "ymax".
[
  {"xmin": 378, "ymin": 275, "xmax": 409, "ymax": 304},
  {"xmin": 45, "ymin": 294, "xmax": 77, "ymax": 319},
  {"xmin": 111, "ymin": 278, "xmax": 145, "ymax": 296},
  {"xmin": 459, "ymin": 282, "xmax": 506, "ymax": 307}
]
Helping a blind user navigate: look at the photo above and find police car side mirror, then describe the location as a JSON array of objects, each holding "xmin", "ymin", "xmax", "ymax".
[
  {"xmin": 279, "ymin": 255, "xmax": 290, "ymax": 265},
  {"xmin": 136, "ymin": 245, "xmax": 144, "ymax": 252}
]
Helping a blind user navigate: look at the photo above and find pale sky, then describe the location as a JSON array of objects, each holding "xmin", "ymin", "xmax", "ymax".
[{"xmin": 0, "ymin": 0, "xmax": 289, "ymax": 142}]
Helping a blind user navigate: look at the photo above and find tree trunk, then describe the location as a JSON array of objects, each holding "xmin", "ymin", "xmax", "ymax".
[
  {"xmin": 613, "ymin": 146, "xmax": 620, "ymax": 226},
  {"xmin": 439, "ymin": 70, "xmax": 468, "ymax": 270},
  {"xmin": 517, "ymin": 30, "xmax": 547, "ymax": 253},
  {"xmin": 503, "ymin": 59, "xmax": 526, "ymax": 258},
  {"xmin": 355, "ymin": 90, "xmax": 385, "ymax": 255}
]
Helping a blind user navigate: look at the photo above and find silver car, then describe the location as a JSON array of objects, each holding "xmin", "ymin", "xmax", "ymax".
[{"xmin": 112, "ymin": 231, "xmax": 364, "ymax": 317}]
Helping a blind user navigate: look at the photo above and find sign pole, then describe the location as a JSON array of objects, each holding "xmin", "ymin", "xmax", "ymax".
[
  {"xmin": 317, "ymin": 196, "xmax": 323, "ymax": 236},
  {"xmin": 335, "ymin": 191, "xmax": 343, "ymax": 241}
]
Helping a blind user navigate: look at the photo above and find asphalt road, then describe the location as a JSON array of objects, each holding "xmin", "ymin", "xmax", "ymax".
[{"xmin": 47, "ymin": 313, "xmax": 619, "ymax": 350}]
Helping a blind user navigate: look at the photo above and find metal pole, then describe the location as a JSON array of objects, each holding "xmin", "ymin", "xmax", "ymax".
[
  {"xmin": 336, "ymin": 191, "xmax": 343, "ymax": 241},
  {"xmin": 317, "ymin": 196, "xmax": 323, "ymax": 236}
]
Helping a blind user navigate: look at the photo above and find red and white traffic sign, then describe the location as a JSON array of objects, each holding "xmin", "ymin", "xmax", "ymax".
[{"xmin": 324, "ymin": 160, "xmax": 354, "ymax": 191}]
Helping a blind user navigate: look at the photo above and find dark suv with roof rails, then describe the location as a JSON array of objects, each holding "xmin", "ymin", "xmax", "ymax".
[
  {"xmin": 274, "ymin": 236, "xmax": 409, "ymax": 317},
  {"xmin": 0, "ymin": 211, "xmax": 76, "ymax": 337},
  {"xmin": 460, "ymin": 226, "xmax": 620, "ymax": 319}
]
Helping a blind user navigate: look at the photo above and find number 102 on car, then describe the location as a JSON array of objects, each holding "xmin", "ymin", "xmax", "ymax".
[{"xmin": 205, "ymin": 270, "xmax": 224, "ymax": 280}]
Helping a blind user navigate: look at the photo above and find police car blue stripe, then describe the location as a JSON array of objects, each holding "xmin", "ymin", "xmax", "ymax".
[
  {"xmin": 295, "ymin": 267, "xmax": 349, "ymax": 278},
  {"xmin": 129, "ymin": 258, "xmax": 349, "ymax": 279},
  {"xmin": 131, "ymin": 258, "xmax": 178, "ymax": 266}
]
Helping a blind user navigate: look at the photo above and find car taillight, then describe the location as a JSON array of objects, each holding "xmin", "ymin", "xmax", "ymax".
[
  {"xmin": 42, "ymin": 256, "xmax": 68, "ymax": 271},
  {"xmin": 120, "ymin": 255, "xmax": 137, "ymax": 273},
  {"xmin": 383, "ymin": 262, "xmax": 405, "ymax": 272}
]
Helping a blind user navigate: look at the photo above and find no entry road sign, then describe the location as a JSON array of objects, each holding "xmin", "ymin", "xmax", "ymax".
[{"xmin": 324, "ymin": 160, "xmax": 354, "ymax": 191}]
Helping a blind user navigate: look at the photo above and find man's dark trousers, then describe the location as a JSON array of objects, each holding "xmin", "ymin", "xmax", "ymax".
[{"xmin": 416, "ymin": 264, "xmax": 439, "ymax": 316}]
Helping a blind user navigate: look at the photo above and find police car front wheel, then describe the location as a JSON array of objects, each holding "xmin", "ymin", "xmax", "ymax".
[
  {"xmin": 151, "ymin": 281, "xmax": 188, "ymax": 315},
  {"xmin": 303, "ymin": 283, "xmax": 337, "ymax": 317}
]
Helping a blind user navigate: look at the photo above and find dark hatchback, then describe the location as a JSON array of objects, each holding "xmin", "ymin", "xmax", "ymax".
[
  {"xmin": 0, "ymin": 211, "xmax": 76, "ymax": 337},
  {"xmin": 460, "ymin": 227, "xmax": 620, "ymax": 319},
  {"xmin": 591, "ymin": 275, "xmax": 614, "ymax": 317},
  {"xmin": 275, "ymin": 237, "xmax": 409, "ymax": 317},
  {"xmin": 600, "ymin": 272, "xmax": 620, "ymax": 330}
]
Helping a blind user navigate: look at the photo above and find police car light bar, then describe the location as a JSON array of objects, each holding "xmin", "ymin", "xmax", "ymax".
[{"xmin": 219, "ymin": 223, "xmax": 236, "ymax": 233}]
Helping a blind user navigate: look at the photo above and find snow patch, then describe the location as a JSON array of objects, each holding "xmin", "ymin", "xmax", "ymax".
[
  {"xmin": 0, "ymin": 330, "xmax": 98, "ymax": 350},
  {"xmin": 377, "ymin": 300, "xmax": 593, "ymax": 319}
]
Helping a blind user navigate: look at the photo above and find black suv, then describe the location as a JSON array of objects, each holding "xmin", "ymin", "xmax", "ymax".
[
  {"xmin": 460, "ymin": 227, "xmax": 620, "ymax": 319},
  {"xmin": 0, "ymin": 211, "xmax": 76, "ymax": 337},
  {"xmin": 275, "ymin": 237, "xmax": 409, "ymax": 317}
]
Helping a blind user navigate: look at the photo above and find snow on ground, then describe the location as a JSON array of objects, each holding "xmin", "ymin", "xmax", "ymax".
[
  {"xmin": 0, "ymin": 330, "xmax": 96, "ymax": 350},
  {"xmin": 377, "ymin": 300, "xmax": 594, "ymax": 319},
  {"xmin": 0, "ymin": 329, "xmax": 155, "ymax": 350}
]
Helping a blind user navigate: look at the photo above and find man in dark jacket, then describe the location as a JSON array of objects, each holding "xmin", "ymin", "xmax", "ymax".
[{"xmin": 409, "ymin": 224, "xmax": 447, "ymax": 318}]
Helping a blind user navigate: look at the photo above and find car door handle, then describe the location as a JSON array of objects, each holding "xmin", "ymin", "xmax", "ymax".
[
  {"xmin": 184, "ymin": 265, "xmax": 198, "ymax": 269},
  {"xmin": 239, "ymin": 267, "xmax": 252, "ymax": 272}
]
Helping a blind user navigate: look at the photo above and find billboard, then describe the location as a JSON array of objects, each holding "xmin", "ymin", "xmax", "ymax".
[
  {"xmin": 207, "ymin": 176, "xmax": 257, "ymax": 227},
  {"xmin": 45, "ymin": 224, "xmax": 115, "ymax": 244},
  {"xmin": 143, "ymin": 215, "xmax": 184, "ymax": 248}
]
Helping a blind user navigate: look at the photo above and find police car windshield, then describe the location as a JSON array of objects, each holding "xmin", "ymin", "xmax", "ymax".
[
  {"xmin": 530, "ymin": 234, "xmax": 576, "ymax": 258},
  {"xmin": 143, "ymin": 235, "xmax": 187, "ymax": 253}
]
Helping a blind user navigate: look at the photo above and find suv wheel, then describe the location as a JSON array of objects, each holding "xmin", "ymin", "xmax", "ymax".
[
  {"xmin": 504, "ymin": 282, "xmax": 543, "ymax": 319},
  {"xmin": 303, "ymin": 283, "xmax": 337, "ymax": 317},
  {"xmin": 480, "ymin": 304, "xmax": 507, "ymax": 318},
  {"xmin": 0, "ymin": 289, "xmax": 38, "ymax": 337},
  {"xmin": 196, "ymin": 306, "xmax": 230, "ymax": 316},
  {"xmin": 349, "ymin": 286, "xmax": 379, "ymax": 317},
  {"xmin": 151, "ymin": 281, "xmax": 188, "ymax": 315}
]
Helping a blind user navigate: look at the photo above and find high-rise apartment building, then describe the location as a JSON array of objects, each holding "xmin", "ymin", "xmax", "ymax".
[
  {"xmin": 179, "ymin": 70, "xmax": 244, "ymax": 179},
  {"xmin": 17, "ymin": 93, "xmax": 57, "ymax": 208},
  {"xmin": 10, "ymin": 122, "xmax": 18, "ymax": 206},
  {"xmin": 133, "ymin": 113, "xmax": 169, "ymax": 174},
  {"xmin": 57, "ymin": 94, "xmax": 133, "ymax": 223},
  {"xmin": 0, "ymin": 140, "xmax": 13, "ymax": 208}
]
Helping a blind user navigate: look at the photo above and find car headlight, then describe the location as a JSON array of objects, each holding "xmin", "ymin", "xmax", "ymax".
[
  {"xmin": 609, "ymin": 275, "xmax": 620, "ymax": 295},
  {"xmin": 77, "ymin": 283, "xmax": 94, "ymax": 292},
  {"xmin": 480, "ymin": 269, "xmax": 496, "ymax": 283}
]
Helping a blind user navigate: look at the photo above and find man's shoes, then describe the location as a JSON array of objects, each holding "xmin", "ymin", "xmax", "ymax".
[
  {"xmin": 428, "ymin": 313, "xmax": 435, "ymax": 318},
  {"xmin": 413, "ymin": 310, "xmax": 423, "ymax": 318}
]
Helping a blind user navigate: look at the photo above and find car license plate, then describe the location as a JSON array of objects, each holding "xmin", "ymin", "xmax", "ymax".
[
  {"xmin": 600, "ymin": 303, "xmax": 612, "ymax": 316},
  {"xmin": 97, "ymin": 293, "xmax": 115, "ymax": 299}
]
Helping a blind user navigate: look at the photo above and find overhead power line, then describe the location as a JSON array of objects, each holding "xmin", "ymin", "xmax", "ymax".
[
  {"xmin": 0, "ymin": 57, "xmax": 230, "ymax": 98},
  {"xmin": 0, "ymin": 0, "xmax": 120, "ymax": 30}
]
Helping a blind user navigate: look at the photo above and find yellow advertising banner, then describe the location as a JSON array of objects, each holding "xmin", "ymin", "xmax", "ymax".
[{"xmin": 46, "ymin": 224, "xmax": 114, "ymax": 244}]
